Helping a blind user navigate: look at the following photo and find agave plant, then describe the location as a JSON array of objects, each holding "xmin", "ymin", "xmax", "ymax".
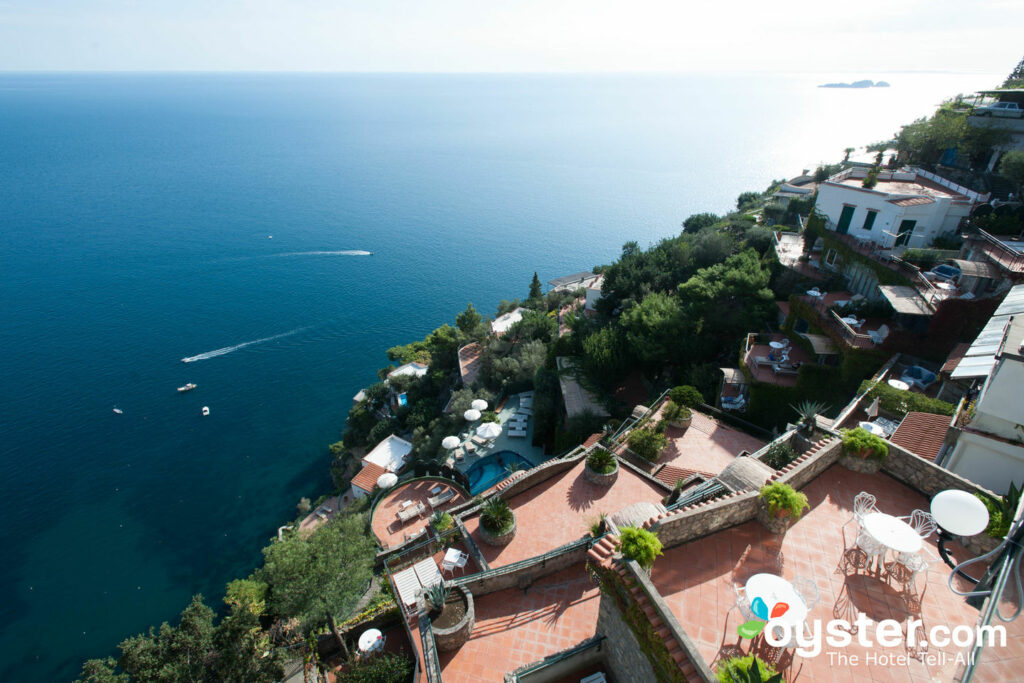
[
  {"xmin": 424, "ymin": 581, "xmax": 450, "ymax": 612},
  {"xmin": 586, "ymin": 448, "xmax": 616, "ymax": 474},
  {"xmin": 791, "ymin": 400, "xmax": 827, "ymax": 434},
  {"xmin": 480, "ymin": 496, "xmax": 514, "ymax": 534}
]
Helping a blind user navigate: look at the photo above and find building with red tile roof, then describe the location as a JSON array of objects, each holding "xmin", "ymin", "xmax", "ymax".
[{"xmin": 889, "ymin": 411, "xmax": 953, "ymax": 462}]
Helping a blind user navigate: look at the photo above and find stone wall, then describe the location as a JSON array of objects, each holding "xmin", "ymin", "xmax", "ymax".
[
  {"xmin": 595, "ymin": 588, "xmax": 659, "ymax": 683},
  {"xmin": 451, "ymin": 539, "xmax": 591, "ymax": 596},
  {"xmin": 650, "ymin": 490, "xmax": 761, "ymax": 547},
  {"xmin": 506, "ymin": 636, "xmax": 608, "ymax": 683},
  {"xmin": 497, "ymin": 449, "xmax": 587, "ymax": 498},
  {"xmin": 625, "ymin": 560, "xmax": 715, "ymax": 682},
  {"xmin": 771, "ymin": 438, "xmax": 842, "ymax": 490}
]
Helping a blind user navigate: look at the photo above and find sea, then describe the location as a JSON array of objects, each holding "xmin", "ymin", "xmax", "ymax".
[{"xmin": 0, "ymin": 70, "xmax": 998, "ymax": 681}]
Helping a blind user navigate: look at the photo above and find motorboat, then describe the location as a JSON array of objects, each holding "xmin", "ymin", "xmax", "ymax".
[
  {"xmin": 177, "ymin": 383, "xmax": 197, "ymax": 393},
  {"xmin": 201, "ymin": 406, "xmax": 210, "ymax": 416},
  {"xmin": 112, "ymin": 407, "xmax": 123, "ymax": 415}
]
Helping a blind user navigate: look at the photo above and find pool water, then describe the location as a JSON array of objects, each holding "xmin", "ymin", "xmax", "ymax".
[{"xmin": 466, "ymin": 451, "xmax": 533, "ymax": 494}]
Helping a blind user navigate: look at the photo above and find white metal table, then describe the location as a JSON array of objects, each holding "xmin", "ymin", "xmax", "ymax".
[
  {"xmin": 861, "ymin": 512, "xmax": 922, "ymax": 555},
  {"xmin": 744, "ymin": 573, "xmax": 808, "ymax": 635}
]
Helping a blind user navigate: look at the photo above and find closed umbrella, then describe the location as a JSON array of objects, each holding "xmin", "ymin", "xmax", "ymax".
[
  {"xmin": 471, "ymin": 399, "xmax": 488, "ymax": 411},
  {"xmin": 463, "ymin": 409, "xmax": 481, "ymax": 422},
  {"xmin": 865, "ymin": 396, "xmax": 880, "ymax": 419},
  {"xmin": 477, "ymin": 422, "xmax": 502, "ymax": 440},
  {"xmin": 441, "ymin": 435, "xmax": 461, "ymax": 450},
  {"xmin": 376, "ymin": 472, "xmax": 399, "ymax": 489}
]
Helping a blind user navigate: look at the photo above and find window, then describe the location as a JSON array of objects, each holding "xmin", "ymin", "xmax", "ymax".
[
  {"xmin": 824, "ymin": 249, "xmax": 838, "ymax": 267},
  {"xmin": 862, "ymin": 210, "xmax": 878, "ymax": 231}
]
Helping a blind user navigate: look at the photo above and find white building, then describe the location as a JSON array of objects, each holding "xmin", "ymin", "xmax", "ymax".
[
  {"xmin": 387, "ymin": 362, "xmax": 428, "ymax": 380},
  {"xmin": 941, "ymin": 286, "xmax": 1024, "ymax": 494},
  {"xmin": 584, "ymin": 274, "xmax": 604, "ymax": 313},
  {"xmin": 351, "ymin": 434, "xmax": 414, "ymax": 498},
  {"xmin": 814, "ymin": 167, "xmax": 987, "ymax": 249}
]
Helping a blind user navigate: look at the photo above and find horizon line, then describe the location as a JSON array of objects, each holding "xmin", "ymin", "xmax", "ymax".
[{"xmin": 0, "ymin": 68, "xmax": 1003, "ymax": 77}]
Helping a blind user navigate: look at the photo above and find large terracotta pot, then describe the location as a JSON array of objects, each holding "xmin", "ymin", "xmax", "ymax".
[
  {"xmin": 583, "ymin": 460, "xmax": 619, "ymax": 486},
  {"xmin": 479, "ymin": 514, "xmax": 517, "ymax": 546},
  {"xmin": 428, "ymin": 586, "xmax": 475, "ymax": 652}
]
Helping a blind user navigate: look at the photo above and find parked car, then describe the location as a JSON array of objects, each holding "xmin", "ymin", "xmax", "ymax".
[
  {"xmin": 925, "ymin": 264, "xmax": 961, "ymax": 283},
  {"xmin": 973, "ymin": 102, "xmax": 1023, "ymax": 118}
]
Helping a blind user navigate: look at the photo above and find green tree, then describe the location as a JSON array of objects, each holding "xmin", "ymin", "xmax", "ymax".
[
  {"xmin": 691, "ymin": 229, "xmax": 733, "ymax": 268},
  {"xmin": 117, "ymin": 595, "xmax": 216, "ymax": 683},
  {"xmin": 75, "ymin": 658, "xmax": 128, "ymax": 683},
  {"xmin": 682, "ymin": 212, "xmax": 720, "ymax": 232},
  {"xmin": 456, "ymin": 303, "xmax": 484, "ymax": 337},
  {"xmin": 258, "ymin": 513, "xmax": 376, "ymax": 656},
  {"xmin": 528, "ymin": 271, "xmax": 543, "ymax": 300},
  {"xmin": 212, "ymin": 604, "xmax": 285, "ymax": 683},
  {"xmin": 736, "ymin": 191, "xmax": 762, "ymax": 211},
  {"xmin": 618, "ymin": 291, "xmax": 686, "ymax": 366},
  {"xmin": 1000, "ymin": 150, "xmax": 1024, "ymax": 193}
]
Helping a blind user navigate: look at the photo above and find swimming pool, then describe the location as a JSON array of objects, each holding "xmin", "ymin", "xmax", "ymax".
[{"xmin": 465, "ymin": 450, "xmax": 533, "ymax": 494}]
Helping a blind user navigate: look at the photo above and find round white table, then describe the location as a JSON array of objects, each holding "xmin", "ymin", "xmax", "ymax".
[
  {"xmin": 931, "ymin": 489, "xmax": 990, "ymax": 537},
  {"xmin": 358, "ymin": 628, "xmax": 383, "ymax": 654},
  {"xmin": 887, "ymin": 379, "xmax": 910, "ymax": 391},
  {"xmin": 744, "ymin": 573, "xmax": 808, "ymax": 631},
  {"xmin": 858, "ymin": 421, "xmax": 885, "ymax": 436},
  {"xmin": 861, "ymin": 513, "xmax": 922, "ymax": 555},
  {"xmin": 769, "ymin": 341, "xmax": 786, "ymax": 350},
  {"xmin": 806, "ymin": 289, "xmax": 822, "ymax": 298}
]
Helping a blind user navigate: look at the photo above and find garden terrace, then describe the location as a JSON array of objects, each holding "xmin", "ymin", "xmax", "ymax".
[
  {"xmin": 372, "ymin": 478, "xmax": 468, "ymax": 549},
  {"xmin": 647, "ymin": 405, "xmax": 766, "ymax": 477},
  {"xmin": 438, "ymin": 565, "xmax": 600, "ymax": 683},
  {"xmin": 650, "ymin": 464, "xmax": 987, "ymax": 682},
  {"xmin": 463, "ymin": 460, "xmax": 666, "ymax": 568},
  {"xmin": 795, "ymin": 291, "xmax": 891, "ymax": 350},
  {"xmin": 743, "ymin": 332, "xmax": 816, "ymax": 387},
  {"xmin": 457, "ymin": 342, "xmax": 482, "ymax": 388}
]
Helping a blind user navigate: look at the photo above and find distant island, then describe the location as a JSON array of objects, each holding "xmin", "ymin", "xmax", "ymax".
[{"xmin": 819, "ymin": 79, "xmax": 890, "ymax": 89}]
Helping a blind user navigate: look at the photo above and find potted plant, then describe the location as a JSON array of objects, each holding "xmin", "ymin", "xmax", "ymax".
[
  {"xmin": 669, "ymin": 385, "xmax": 703, "ymax": 409},
  {"xmin": 430, "ymin": 510, "xmax": 454, "ymax": 533},
  {"xmin": 423, "ymin": 581, "xmax": 475, "ymax": 652},
  {"xmin": 627, "ymin": 428, "xmax": 668, "ymax": 463},
  {"xmin": 839, "ymin": 427, "xmax": 889, "ymax": 473},
  {"xmin": 757, "ymin": 482, "xmax": 809, "ymax": 534},
  {"xmin": 662, "ymin": 400, "xmax": 692, "ymax": 429},
  {"xmin": 478, "ymin": 496, "xmax": 516, "ymax": 546},
  {"xmin": 584, "ymin": 448, "xmax": 619, "ymax": 486},
  {"xmin": 617, "ymin": 526, "xmax": 663, "ymax": 572},
  {"xmin": 791, "ymin": 400, "xmax": 826, "ymax": 437},
  {"xmin": 715, "ymin": 654, "xmax": 781, "ymax": 683}
]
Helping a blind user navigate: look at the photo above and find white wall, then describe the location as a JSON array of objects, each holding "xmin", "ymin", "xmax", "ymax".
[{"xmin": 945, "ymin": 432, "xmax": 1024, "ymax": 495}]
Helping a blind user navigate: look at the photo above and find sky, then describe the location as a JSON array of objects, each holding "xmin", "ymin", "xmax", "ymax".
[{"xmin": 0, "ymin": 0, "xmax": 1021, "ymax": 73}]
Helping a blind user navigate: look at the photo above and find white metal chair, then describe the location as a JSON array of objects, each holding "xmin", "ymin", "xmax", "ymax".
[
  {"xmin": 852, "ymin": 492, "xmax": 877, "ymax": 526},
  {"xmin": 901, "ymin": 509, "xmax": 937, "ymax": 538},
  {"xmin": 734, "ymin": 584, "xmax": 755, "ymax": 620},
  {"xmin": 792, "ymin": 575, "xmax": 821, "ymax": 611}
]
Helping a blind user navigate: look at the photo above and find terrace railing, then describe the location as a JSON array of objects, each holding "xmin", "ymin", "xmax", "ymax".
[
  {"xmin": 450, "ymin": 535, "xmax": 601, "ymax": 590},
  {"xmin": 509, "ymin": 635, "xmax": 607, "ymax": 680},
  {"xmin": 666, "ymin": 478, "xmax": 728, "ymax": 511},
  {"xmin": 606, "ymin": 388, "xmax": 670, "ymax": 446},
  {"xmin": 969, "ymin": 228, "xmax": 1024, "ymax": 274},
  {"xmin": 828, "ymin": 309, "xmax": 875, "ymax": 348},
  {"xmin": 419, "ymin": 616, "xmax": 444, "ymax": 683}
]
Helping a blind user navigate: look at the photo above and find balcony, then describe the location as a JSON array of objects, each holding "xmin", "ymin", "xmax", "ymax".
[{"xmin": 965, "ymin": 228, "xmax": 1024, "ymax": 275}]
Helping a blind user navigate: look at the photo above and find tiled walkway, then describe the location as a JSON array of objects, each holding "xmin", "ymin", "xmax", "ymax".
[
  {"xmin": 651, "ymin": 465, "xmax": 986, "ymax": 682},
  {"xmin": 464, "ymin": 460, "xmax": 666, "ymax": 567},
  {"xmin": 656, "ymin": 409, "xmax": 766, "ymax": 475},
  {"xmin": 439, "ymin": 566, "xmax": 600, "ymax": 682}
]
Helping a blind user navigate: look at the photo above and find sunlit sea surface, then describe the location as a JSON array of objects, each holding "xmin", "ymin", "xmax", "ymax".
[{"xmin": 0, "ymin": 71, "xmax": 997, "ymax": 680}]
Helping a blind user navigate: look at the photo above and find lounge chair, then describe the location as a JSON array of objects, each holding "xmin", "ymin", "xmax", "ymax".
[
  {"xmin": 516, "ymin": 408, "xmax": 533, "ymax": 416},
  {"xmin": 901, "ymin": 366, "xmax": 937, "ymax": 390},
  {"xmin": 464, "ymin": 442, "xmax": 477, "ymax": 454},
  {"xmin": 455, "ymin": 451, "xmax": 465, "ymax": 462},
  {"xmin": 754, "ymin": 356, "xmax": 773, "ymax": 367},
  {"xmin": 773, "ymin": 363, "xmax": 799, "ymax": 376},
  {"xmin": 509, "ymin": 429, "xmax": 527, "ymax": 438},
  {"xmin": 428, "ymin": 490, "xmax": 455, "ymax": 508},
  {"xmin": 397, "ymin": 502, "xmax": 426, "ymax": 524},
  {"xmin": 471, "ymin": 435, "xmax": 487, "ymax": 446},
  {"xmin": 868, "ymin": 324, "xmax": 890, "ymax": 345}
]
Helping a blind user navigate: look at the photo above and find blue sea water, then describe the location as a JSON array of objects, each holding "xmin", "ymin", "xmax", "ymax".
[{"xmin": 0, "ymin": 71, "xmax": 996, "ymax": 680}]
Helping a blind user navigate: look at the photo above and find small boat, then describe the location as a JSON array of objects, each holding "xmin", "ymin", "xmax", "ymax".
[
  {"xmin": 201, "ymin": 406, "xmax": 210, "ymax": 416},
  {"xmin": 177, "ymin": 383, "xmax": 198, "ymax": 393},
  {"xmin": 112, "ymin": 407, "xmax": 123, "ymax": 415}
]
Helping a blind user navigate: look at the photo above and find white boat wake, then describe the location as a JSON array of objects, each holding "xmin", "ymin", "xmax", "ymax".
[{"xmin": 181, "ymin": 327, "xmax": 309, "ymax": 363}]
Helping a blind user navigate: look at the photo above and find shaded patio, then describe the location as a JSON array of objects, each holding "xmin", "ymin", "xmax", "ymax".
[
  {"xmin": 650, "ymin": 465, "xmax": 985, "ymax": 682},
  {"xmin": 652, "ymin": 407, "xmax": 766, "ymax": 476},
  {"xmin": 464, "ymin": 460, "xmax": 666, "ymax": 568},
  {"xmin": 743, "ymin": 333, "xmax": 815, "ymax": 387}
]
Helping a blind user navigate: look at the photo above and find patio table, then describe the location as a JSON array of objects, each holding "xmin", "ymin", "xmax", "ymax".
[
  {"xmin": 861, "ymin": 512, "xmax": 922, "ymax": 555},
  {"xmin": 358, "ymin": 628, "xmax": 383, "ymax": 654},
  {"xmin": 858, "ymin": 421, "xmax": 885, "ymax": 436},
  {"xmin": 769, "ymin": 341, "xmax": 786, "ymax": 350},
  {"xmin": 744, "ymin": 573, "xmax": 808, "ymax": 634},
  {"xmin": 841, "ymin": 316, "xmax": 862, "ymax": 329},
  {"xmin": 887, "ymin": 378, "xmax": 910, "ymax": 391}
]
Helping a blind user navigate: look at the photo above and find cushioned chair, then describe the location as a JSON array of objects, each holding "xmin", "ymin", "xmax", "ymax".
[{"xmin": 901, "ymin": 366, "xmax": 937, "ymax": 390}]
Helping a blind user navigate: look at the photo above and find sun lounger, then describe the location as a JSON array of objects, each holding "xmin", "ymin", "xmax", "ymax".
[
  {"xmin": 393, "ymin": 566, "xmax": 421, "ymax": 608},
  {"xmin": 516, "ymin": 408, "xmax": 533, "ymax": 416},
  {"xmin": 397, "ymin": 502, "xmax": 426, "ymax": 523},
  {"xmin": 754, "ymin": 356, "xmax": 772, "ymax": 367},
  {"xmin": 519, "ymin": 398, "xmax": 533, "ymax": 408},
  {"xmin": 455, "ymin": 452, "xmax": 465, "ymax": 462},
  {"xmin": 773, "ymin": 363, "xmax": 799, "ymax": 376},
  {"xmin": 413, "ymin": 557, "xmax": 443, "ymax": 590},
  {"xmin": 429, "ymin": 485, "xmax": 442, "ymax": 495},
  {"xmin": 428, "ymin": 490, "xmax": 455, "ymax": 508},
  {"xmin": 315, "ymin": 511, "xmax": 327, "ymax": 521},
  {"xmin": 464, "ymin": 442, "xmax": 477, "ymax": 454},
  {"xmin": 471, "ymin": 435, "xmax": 488, "ymax": 446},
  {"xmin": 509, "ymin": 429, "xmax": 527, "ymax": 438},
  {"xmin": 404, "ymin": 527, "xmax": 426, "ymax": 542}
]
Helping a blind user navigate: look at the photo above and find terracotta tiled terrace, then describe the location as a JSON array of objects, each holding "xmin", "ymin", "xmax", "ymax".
[
  {"xmin": 743, "ymin": 333, "xmax": 814, "ymax": 387},
  {"xmin": 438, "ymin": 565, "xmax": 600, "ymax": 683},
  {"xmin": 650, "ymin": 465, "xmax": 987, "ymax": 682},
  {"xmin": 371, "ymin": 478, "xmax": 468, "ymax": 549},
  {"xmin": 464, "ymin": 460, "xmax": 666, "ymax": 567},
  {"xmin": 652, "ymin": 407, "xmax": 766, "ymax": 476}
]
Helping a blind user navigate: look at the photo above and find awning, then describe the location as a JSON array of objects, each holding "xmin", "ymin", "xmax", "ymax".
[
  {"xmin": 878, "ymin": 285, "xmax": 935, "ymax": 316},
  {"xmin": 720, "ymin": 367, "xmax": 748, "ymax": 385},
  {"xmin": 800, "ymin": 334, "xmax": 839, "ymax": 355},
  {"xmin": 951, "ymin": 259, "xmax": 1001, "ymax": 280}
]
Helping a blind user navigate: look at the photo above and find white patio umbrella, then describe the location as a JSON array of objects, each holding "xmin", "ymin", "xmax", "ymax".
[
  {"xmin": 477, "ymin": 422, "xmax": 502, "ymax": 440},
  {"xmin": 865, "ymin": 396, "xmax": 880, "ymax": 419},
  {"xmin": 441, "ymin": 435, "xmax": 461, "ymax": 450},
  {"xmin": 376, "ymin": 472, "xmax": 399, "ymax": 489},
  {"xmin": 463, "ymin": 409, "xmax": 481, "ymax": 422},
  {"xmin": 470, "ymin": 399, "xmax": 488, "ymax": 411}
]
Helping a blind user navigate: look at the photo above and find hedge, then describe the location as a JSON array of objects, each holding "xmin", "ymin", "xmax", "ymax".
[{"xmin": 858, "ymin": 380, "xmax": 956, "ymax": 416}]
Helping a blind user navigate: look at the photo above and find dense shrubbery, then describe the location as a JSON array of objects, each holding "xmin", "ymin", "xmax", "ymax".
[
  {"xmin": 627, "ymin": 428, "xmax": 667, "ymax": 461},
  {"xmin": 336, "ymin": 653, "xmax": 414, "ymax": 683},
  {"xmin": 857, "ymin": 381, "xmax": 956, "ymax": 416},
  {"xmin": 617, "ymin": 526, "xmax": 663, "ymax": 569}
]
